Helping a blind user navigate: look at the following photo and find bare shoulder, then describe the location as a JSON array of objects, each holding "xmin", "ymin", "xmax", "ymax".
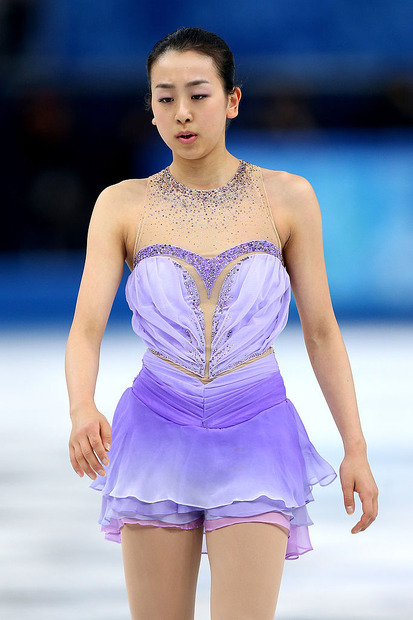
[
  {"xmin": 259, "ymin": 166, "xmax": 320, "ymax": 247},
  {"xmin": 94, "ymin": 177, "xmax": 148, "ymax": 218},
  {"xmin": 260, "ymin": 166, "xmax": 317, "ymax": 209},
  {"xmin": 88, "ymin": 177, "xmax": 149, "ymax": 270},
  {"xmin": 112, "ymin": 177, "xmax": 149, "ymax": 201},
  {"xmin": 92, "ymin": 177, "xmax": 148, "ymax": 237}
]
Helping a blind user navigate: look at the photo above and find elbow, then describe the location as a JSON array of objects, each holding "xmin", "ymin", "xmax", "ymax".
[
  {"xmin": 302, "ymin": 313, "xmax": 341, "ymax": 350},
  {"xmin": 67, "ymin": 315, "xmax": 105, "ymax": 348}
]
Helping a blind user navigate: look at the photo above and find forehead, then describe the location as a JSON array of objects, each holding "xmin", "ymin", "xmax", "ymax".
[{"xmin": 151, "ymin": 50, "xmax": 218, "ymax": 83}]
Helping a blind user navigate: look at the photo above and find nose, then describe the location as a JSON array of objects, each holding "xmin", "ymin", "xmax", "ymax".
[{"xmin": 175, "ymin": 98, "xmax": 193, "ymax": 124}]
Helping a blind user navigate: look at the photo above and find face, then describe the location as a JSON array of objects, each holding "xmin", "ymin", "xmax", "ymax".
[{"xmin": 150, "ymin": 49, "xmax": 241, "ymax": 160}]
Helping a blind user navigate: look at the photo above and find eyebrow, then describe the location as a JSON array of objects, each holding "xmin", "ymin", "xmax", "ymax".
[{"xmin": 155, "ymin": 79, "xmax": 211, "ymax": 89}]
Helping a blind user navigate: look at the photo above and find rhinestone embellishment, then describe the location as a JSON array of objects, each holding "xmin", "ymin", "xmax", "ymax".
[
  {"xmin": 134, "ymin": 240, "xmax": 284, "ymax": 298},
  {"xmin": 127, "ymin": 158, "xmax": 290, "ymax": 382}
]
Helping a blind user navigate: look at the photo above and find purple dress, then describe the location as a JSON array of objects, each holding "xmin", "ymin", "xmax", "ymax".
[{"xmin": 89, "ymin": 159, "xmax": 337, "ymax": 559}]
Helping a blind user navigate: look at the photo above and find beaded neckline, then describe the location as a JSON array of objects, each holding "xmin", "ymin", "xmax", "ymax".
[
  {"xmin": 132, "ymin": 240, "xmax": 285, "ymax": 298},
  {"xmin": 164, "ymin": 159, "xmax": 246, "ymax": 194}
]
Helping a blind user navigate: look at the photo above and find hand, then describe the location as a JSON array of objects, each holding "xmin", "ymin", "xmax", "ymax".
[
  {"xmin": 339, "ymin": 452, "xmax": 379, "ymax": 534},
  {"xmin": 69, "ymin": 406, "xmax": 112, "ymax": 480}
]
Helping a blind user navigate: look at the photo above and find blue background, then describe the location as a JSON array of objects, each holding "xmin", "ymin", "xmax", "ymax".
[{"xmin": 1, "ymin": 0, "xmax": 413, "ymax": 324}]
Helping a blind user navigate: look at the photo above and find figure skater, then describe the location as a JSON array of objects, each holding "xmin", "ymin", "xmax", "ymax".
[{"xmin": 65, "ymin": 26, "xmax": 379, "ymax": 620}]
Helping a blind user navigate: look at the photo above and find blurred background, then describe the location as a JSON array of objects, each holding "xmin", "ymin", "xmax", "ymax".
[
  {"xmin": 1, "ymin": 1, "xmax": 412, "ymax": 619},
  {"xmin": 1, "ymin": 0, "xmax": 413, "ymax": 322}
]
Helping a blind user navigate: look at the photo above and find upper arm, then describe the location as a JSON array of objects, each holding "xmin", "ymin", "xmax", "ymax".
[
  {"xmin": 274, "ymin": 174, "xmax": 338, "ymax": 341},
  {"xmin": 70, "ymin": 183, "xmax": 128, "ymax": 340}
]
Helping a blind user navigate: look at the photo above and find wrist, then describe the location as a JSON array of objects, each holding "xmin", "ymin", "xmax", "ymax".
[
  {"xmin": 343, "ymin": 437, "xmax": 367, "ymax": 457},
  {"xmin": 70, "ymin": 400, "xmax": 97, "ymax": 421}
]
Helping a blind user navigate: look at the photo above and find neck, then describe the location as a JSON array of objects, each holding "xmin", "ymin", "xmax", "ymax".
[{"xmin": 168, "ymin": 150, "xmax": 240, "ymax": 191}]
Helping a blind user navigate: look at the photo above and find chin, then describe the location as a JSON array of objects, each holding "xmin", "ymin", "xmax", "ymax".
[{"xmin": 172, "ymin": 149, "xmax": 203, "ymax": 160}]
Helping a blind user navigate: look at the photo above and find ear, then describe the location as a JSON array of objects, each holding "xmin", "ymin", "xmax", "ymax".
[
  {"xmin": 152, "ymin": 118, "xmax": 156, "ymax": 125},
  {"xmin": 226, "ymin": 87, "xmax": 242, "ymax": 119}
]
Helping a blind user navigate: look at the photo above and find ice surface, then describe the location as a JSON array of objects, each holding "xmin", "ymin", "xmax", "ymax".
[{"xmin": 0, "ymin": 321, "xmax": 412, "ymax": 619}]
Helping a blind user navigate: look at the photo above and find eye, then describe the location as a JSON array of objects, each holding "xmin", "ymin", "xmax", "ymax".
[
  {"xmin": 192, "ymin": 94, "xmax": 208, "ymax": 100},
  {"xmin": 158, "ymin": 97, "xmax": 173, "ymax": 103}
]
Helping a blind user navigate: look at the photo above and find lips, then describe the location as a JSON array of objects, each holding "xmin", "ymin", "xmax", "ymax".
[{"xmin": 176, "ymin": 133, "xmax": 197, "ymax": 144}]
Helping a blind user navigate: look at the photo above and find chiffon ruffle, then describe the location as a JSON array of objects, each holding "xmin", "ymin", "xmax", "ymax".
[{"xmin": 89, "ymin": 349, "xmax": 337, "ymax": 560}]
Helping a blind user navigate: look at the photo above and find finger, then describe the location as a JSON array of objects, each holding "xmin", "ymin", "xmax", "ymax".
[
  {"xmin": 343, "ymin": 484, "xmax": 355, "ymax": 515},
  {"xmin": 352, "ymin": 514, "xmax": 373, "ymax": 533},
  {"xmin": 100, "ymin": 420, "xmax": 112, "ymax": 455},
  {"xmin": 77, "ymin": 423, "xmax": 108, "ymax": 476},
  {"xmin": 361, "ymin": 494, "xmax": 376, "ymax": 530},
  {"xmin": 89, "ymin": 429, "xmax": 110, "ymax": 467},
  {"xmin": 81, "ymin": 436, "xmax": 107, "ymax": 477},
  {"xmin": 73, "ymin": 444, "xmax": 97, "ymax": 480},
  {"xmin": 372, "ymin": 493, "xmax": 379, "ymax": 520},
  {"xmin": 351, "ymin": 495, "xmax": 375, "ymax": 533},
  {"xmin": 76, "ymin": 440, "xmax": 105, "ymax": 479},
  {"xmin": 363, "ymin": 492, "xmax": 379, "ymax": 529},
  {"xmin": 69, "ymin": 442, "xmax": 84, "ymax": 477}
]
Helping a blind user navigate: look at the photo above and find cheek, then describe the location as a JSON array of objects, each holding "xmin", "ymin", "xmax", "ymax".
[
  {"xmin": 153, "ymin": 109, "xmax": 174, "ymax": 134},
  {"xmin": 202, "ymin": 102, "xmax": 227, "ymax": 127},
  {"xmin": 154, "ymin": 104, "xmax": 169, "ymax": 119}
]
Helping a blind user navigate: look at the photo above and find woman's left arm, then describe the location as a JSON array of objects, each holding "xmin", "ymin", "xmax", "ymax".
[{"xmin": 278, "ymin": 173, "xmax": 379, "ymax": 535}]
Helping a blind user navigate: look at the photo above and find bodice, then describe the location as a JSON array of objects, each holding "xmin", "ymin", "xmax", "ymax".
[
  {"xmin": 125, "ymin": 240, "xmax": 290, "ymax": 381},
  {"xmin": 124, "ymin": 159, "xmax": 291, "ymax": 382}
]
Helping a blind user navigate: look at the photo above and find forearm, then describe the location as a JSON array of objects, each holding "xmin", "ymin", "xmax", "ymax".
[
  {"xmin": 304, "ymin": 325, "xmax": 367, "ymax": 456},
  {"xmin": 65, "ymin": 326, "xmax": 101, "ymax": 420}
]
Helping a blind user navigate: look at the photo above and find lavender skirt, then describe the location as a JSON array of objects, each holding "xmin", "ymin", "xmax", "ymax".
[{"xmin": 89, "ymin": 349, "xmax": 337, "ymax": 560}]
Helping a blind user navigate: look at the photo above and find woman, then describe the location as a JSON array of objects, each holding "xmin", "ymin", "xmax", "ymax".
[{"xmin": 65, "ymin": 27, "xmax": 378, "ymax": 620}]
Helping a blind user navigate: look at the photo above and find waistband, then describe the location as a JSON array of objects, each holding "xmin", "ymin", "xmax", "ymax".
[{"xmin": 131, "ymin": 349, "xmax": 287, "ymax": 429}]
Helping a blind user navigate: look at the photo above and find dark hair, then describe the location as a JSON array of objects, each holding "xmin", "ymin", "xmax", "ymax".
[{"xmin": 145, "ymin": 27, "xmax": 242, "ymax": 129}]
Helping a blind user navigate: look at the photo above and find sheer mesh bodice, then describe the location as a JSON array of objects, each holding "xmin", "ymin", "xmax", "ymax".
[{"xmin": 125, "ymin": 159, "xmax": 291, "ymax": 383}]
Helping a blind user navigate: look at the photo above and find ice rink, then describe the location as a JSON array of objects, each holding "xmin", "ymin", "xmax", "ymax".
[{"xmin": 1, "ymin": 321, "xmax": 412, "ymax": 619}]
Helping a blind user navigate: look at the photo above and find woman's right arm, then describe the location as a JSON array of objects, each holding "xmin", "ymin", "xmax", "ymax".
[{"xmin": 65, "ymin": 183, "xmax": 128, "ymax": 480}]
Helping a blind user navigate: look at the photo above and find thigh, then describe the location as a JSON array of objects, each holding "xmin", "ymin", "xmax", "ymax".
[
  {"xmin": 121, "ymin": 520, "xmax": 204, "ymax": 620},
  {"xmin": 205, "ymin": 518, "xmax": 289, "ymax": 620}
]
